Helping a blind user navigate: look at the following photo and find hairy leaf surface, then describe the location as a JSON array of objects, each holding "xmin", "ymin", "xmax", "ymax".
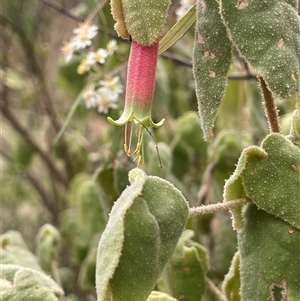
[
  {"xmin": 96, "ymin": 169, "xmax": 189, "ymax": 301},
  {"xmin": 193, "ymin": 0, "xmax": 232, "ymax": 140},
  {"xmin": 221, "ymin": 0, "xmax": 300, "ymax": 98},
  {"xmin": 238, "ymin": 204, "xmax": 300, "ymax": 301},
  {"xmin": 224, "ymin": 133, "xmax": 300, "ymax": 230},
  {"xmin": 0, "ymin": 264, "xmax": 64, "ymax": 301}
]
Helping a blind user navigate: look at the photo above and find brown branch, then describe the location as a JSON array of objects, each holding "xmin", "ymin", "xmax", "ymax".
[
  {"xmin": 0, "ymin": 101, "xmax": 69, "ymax": 188},
  {"xmin": 24, "ymin": 172, "xmax": 59, "ymax": 222},
  {"xmin": 0, "ymin": 148, "xmax": 59, "ymax": 222},
  {"xmin": 258, "ymin": 76, "xmax": 281, "ymax": 133},
  {"xmin": 1, "ymin": 13, "xmax": 74, "ymax": 179},
  {"xmin": 39, "ymin": 0, "xmax": 84, "ymax": 22},
  {"xmin": 39, "ymin": 0, "xmax": 118, "ymax": 38}
]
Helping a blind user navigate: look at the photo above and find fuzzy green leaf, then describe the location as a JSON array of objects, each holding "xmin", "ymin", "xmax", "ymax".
[
  {"xmin": 76, "ymin": 179, "xmax": 107, "ymax": 233},
  {"xmin": 220, "ymin": 0, "xmax": 300, "ymax": 98},
  {"xmin": 118, "ymin": 0, "xmax": 171, "ymax": 45},
  {"xmin": 35, "ymin": 224, "xmax": 60, "ymax": 274},
  {"xmin": 95, "ymin": 168, "xmax": 147, "ymax": 301},
  {"xmin": 288, "ymin": 109, "xmax": 300, "ymax": 148},
  {"xmin": 78, "ymin": 248, "xmax": 97, "ymax": 289},
  {"xmin": 0, "ymin": 231, "xmax": 42, "ymax": 272},
  {"xmin": 96, "ymin": 168, "xmax": 189, "ymax": 301},
  {"xmin": 241, "ymin": 134, "xmax": 300, "ymax": 229},
  {"xmin": 238, "ymin": 204, "xmax": 300, "ymax": 301},
  {"xmin": 193, "ymin": 0, "xmax": 232, "ymax": 141},
  {"xmin": 146, "ymin": 291, "xmax": 177, "ymax": 301},
  {"xmin": 222, "ymin": 252, "xmax": 241, "ymax": 301},
  {"xmin": 158, "ymin": 230, "xmax": 208, "ymax": 301},
  {"xmin": 0, "ymin": 230, "xmax": 30, "ymax": 251},
  {"xmin": 224, "ymin": 133, "xmax": 300, "ymax": 229},
  {"xmin": 0, "ymin": 264, "xmax": 64, "ymax": 301},
  {"xmin": 175, "ymin": 111, "xmax": 206, "ymax": 150}
]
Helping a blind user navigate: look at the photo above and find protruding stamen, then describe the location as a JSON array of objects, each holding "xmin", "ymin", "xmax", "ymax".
[
  {"xmin": 137, "ymin": 155, "xmax": 142, "ymax": 167},
  {"xmin": 124, "ymin": 144, "xmax": 130, "ymax": 156}
]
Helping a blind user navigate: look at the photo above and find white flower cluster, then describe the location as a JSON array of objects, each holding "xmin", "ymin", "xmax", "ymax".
[
  {"xmin": 61, "ymin": 21, "xmax": 118, "ymax": 73},
  {"xmin": 61, "ymin": 20, "xmax": 122, "ymax": 115},
  {"xmin": 83, "ymin": 76, "xmax": 123, "ymax": 114},
  {"xmin": 176, "ymin": 0, "xmax": 196, "ymax": 20}
]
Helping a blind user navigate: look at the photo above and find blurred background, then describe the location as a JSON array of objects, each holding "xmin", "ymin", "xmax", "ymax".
[{"xmin": 0, "ymin": 0, "xmax": 296, "ymax": 300}]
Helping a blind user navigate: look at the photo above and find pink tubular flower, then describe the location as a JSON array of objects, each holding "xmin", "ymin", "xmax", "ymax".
[
  {"xmin": 108, "ymin": 40, "xmax": 164, "ymax": 127},
  {"xmin": 107, "ymin": 40, "xmax": 164, "ymax": 160}
]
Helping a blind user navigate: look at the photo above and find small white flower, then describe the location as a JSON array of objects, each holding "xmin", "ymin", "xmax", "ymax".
[
  {"xmin": 179, "ymin": 0, "xmax": 195, "ymax": 7},
  {"xmin": 176, "ymin": 0, "xmax": 195, "ymax": 20},
  {"xmin": 86, "ymin": 48, "xmax": 108, "ymax": 65},
  {"xmin": 73, "ymin": 21, "xmax": 98, "ymax": 40},
  {"xmin": 83, "ymin": 86, "xmax": 98, "ymax": 109},
  {"xmin": 77, "ymin": 59, "xmax": 91, "ymax": 74},
  {"xmin": 97, "ymin": 91, "xmax": 118, "ymax": 114},
  {"xmin": 72, "ymin": 21, "xmax": 98, "ymax": 49},
  {"xmin": 61, "ymin": 39, "xmax": 76, "ymax": 63},
  {"xmin": 98, "ymin": 76, "xmax": 123, "ymax": 100},
  {"xmin": 106, "ymin": 40, "xmax": 118, "ymax": 55},
  {"xmin": 176, "ymin": 5, "xmax": 190, "ymax": 20},
  {"xmin": 72, "ymin": 33, "xmax": 93, "ymax": 49}
]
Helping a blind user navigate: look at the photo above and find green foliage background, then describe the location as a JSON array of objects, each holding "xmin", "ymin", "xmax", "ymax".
[{"xmin": 1, "ymin": 1, "xmax": 299, "ymax": 301}]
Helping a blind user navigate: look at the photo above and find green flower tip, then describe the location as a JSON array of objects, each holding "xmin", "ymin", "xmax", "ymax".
[
  {"xmin": 107, "ymin": 114, "xmax": 165, "ymax": 128},
  {"xmin": 135, "ymin": 116, "xmax": 165, "ymax": 128}
]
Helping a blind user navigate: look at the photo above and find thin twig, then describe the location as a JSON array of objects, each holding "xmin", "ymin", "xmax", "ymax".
[
  {"xmin": 39, "ymin": 0, "xmax": 84, "ymax": 22},
  {"xmin": 259, "ymin": 76, "xmax": 281, "ymax": 133},
  {"xmin": 24, "ymin": 172, "xmax": 58, "ymax": 221},
  {"xmin": 205, "ymin": 277, "xmax": 229, "ymax": 301},
  {"xmin": 189, "ymin": 198, "xmax": 248, "ymax": 216},
  {"xmin": 1, "ymin": 13, "xmax": 74, "ymax": 179},
  {"xmin": 0, "ymin": 101, "xmax": 69, "ymax": 188},
  {"xmin": 0, "ymin": 147, "xmax": 58, "ymax": 222},
  {"xmin": 39, "ymin": 0, "xmax": 118, "ymax": 38}
]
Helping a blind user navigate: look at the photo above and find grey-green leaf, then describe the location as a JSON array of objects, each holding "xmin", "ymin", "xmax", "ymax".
[
  {"xmin": 193, "ymin": 0, "xmax": 232, "ymax": 141},
  {"xmin": 1, "ymin": 231, "xmax": 42, "ymax": 272},
  {"xmin": 146, "ymin": 291, "xmax": 178, "ymax": 301},
  {"xmin": 96, "ymin": 168, "xmax": 189, "ymax": 301},
  {"xmin": 120, "ymin": 0, "xmax": 171, "ymax": 45},
  {"xmin": 95, "ymin": 168, "xmax": 147, "ymax": 301},
  {"xmin": 222, "ymin": 252, "xmax": 241, "ymax": 301},
  {"xmin": 224, "ymin": 133, "xmax": 300, "ymax": 230},
  {"xmin": 35, "ymin": 224, "xmax": 60, "ymax": 274},
  {"xmin": 158, "ymin": 230, "xmax": 208, "ymax": 301},
  {"xmin": 0, "ymin": 264, "xmax": 64, "ymax": 301},
  {"xmin": 238, "ymin": 204, "xmax": 300, "ymax": 301},
  {"xmin": 242, "ymin": 133, "xmax": 300, "ymax": 229},
  {"xmin": 220, "ymin": 0, "xmax": 300, "ymax": 98}
]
